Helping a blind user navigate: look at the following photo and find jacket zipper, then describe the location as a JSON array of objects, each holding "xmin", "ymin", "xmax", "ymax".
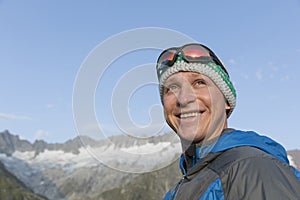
[{"xmin": 172, "ymin": 176, "xmax": 186, "ymax": 200}]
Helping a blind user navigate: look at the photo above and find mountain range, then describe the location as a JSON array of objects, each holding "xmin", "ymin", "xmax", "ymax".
[
  {"xmin": 0, "ymin": 161, "xmax": 47, "ymax": 200},
  {"xmin": 0, "ymin": 130, "xmax": 299, "ymax": 200}
]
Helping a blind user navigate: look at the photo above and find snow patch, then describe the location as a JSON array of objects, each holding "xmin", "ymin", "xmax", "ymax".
[
  {"xmin": 120, "ymin": 142, "xmax": 174, "ymax": 154},
  {"xmin": 288, "ymin": 154, "xmax": 297, "ymax": 168}
]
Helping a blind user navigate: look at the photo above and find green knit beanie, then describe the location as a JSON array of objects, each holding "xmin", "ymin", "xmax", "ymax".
[{"xmin": 158, "ymin": 60, "xmax": 237, "ymax": 117}]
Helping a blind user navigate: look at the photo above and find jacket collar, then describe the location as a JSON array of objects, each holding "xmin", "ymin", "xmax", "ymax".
[
  {"xmin": 179, "ymin": 129, "xmax": 289, "ymax": 176},
  {"xmin": 180, "ymin": 128, "xmax": 234, "ymax": 175}
]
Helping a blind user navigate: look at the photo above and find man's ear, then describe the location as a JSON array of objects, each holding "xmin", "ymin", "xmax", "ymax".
[{"xmin": 225, "ymin": 101, "xmax": 231, "ymax": 116}]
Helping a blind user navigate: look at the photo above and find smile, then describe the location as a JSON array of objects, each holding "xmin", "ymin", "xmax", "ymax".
[{"xmin": 179, "ymin": 112, "xmax": 201, "ymax": 119}]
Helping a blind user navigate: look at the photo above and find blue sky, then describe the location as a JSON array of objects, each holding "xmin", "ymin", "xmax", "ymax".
[{"xmin": 1, "ymin": 0, "xmax": 300, "ymax": 150}]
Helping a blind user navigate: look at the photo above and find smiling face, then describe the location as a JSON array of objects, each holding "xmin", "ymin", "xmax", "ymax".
[{"xmin": 162, "ymin": 71, "xmax": 230, "ymax": 143}]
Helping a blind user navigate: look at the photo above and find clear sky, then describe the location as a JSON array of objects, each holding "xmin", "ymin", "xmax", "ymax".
[{"xmin": 1, "ymin": 0, "xmax": 300, "ymax": 150}]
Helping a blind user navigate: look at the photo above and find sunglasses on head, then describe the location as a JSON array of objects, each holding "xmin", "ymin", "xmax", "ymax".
[{"xmin": 156, "ymin": 43, "xmax": 228, "ymax": 77}]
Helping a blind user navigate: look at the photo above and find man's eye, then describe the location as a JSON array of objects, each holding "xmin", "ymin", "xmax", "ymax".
[
  {"xmin": 196, "ymin": 80, "xmax": 205, "ymax": 86},
  {"xmin": 164, "ymin": 84, "xmax": 179, "ymax": 94},
  {"xmin": 168, "ymin": 85, "xmax": 178, "ymax": 91},
  {"xmin": 163, "ymin": 84, "xmax": 179, "ymax": 95}
]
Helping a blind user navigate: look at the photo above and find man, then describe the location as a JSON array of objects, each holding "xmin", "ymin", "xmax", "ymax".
[{"xmin": 156, "ymin": 43, "xmax": 300, "ymax": 199}]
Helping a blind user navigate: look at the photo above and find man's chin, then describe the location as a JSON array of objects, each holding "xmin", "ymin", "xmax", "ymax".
[{"xmin": 178, "ymin": 134, "xmax": 204, "ymax": 144}]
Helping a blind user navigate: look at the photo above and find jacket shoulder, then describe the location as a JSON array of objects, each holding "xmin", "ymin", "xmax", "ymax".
[{"xmin": 210, "ymin": 146, "xmax": 300, "ymax": 199}]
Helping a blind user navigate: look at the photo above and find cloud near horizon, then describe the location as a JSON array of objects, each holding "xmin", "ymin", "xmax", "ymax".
[
  {"xmin": 34, "ymin": 129, "xmax": 49, "ymax": 141},
  {"xmin": 0, "ymin": 112, "xmax": 32, "ymax": 120}
]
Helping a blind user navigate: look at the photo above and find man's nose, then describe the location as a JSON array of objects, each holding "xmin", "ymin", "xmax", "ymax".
[{"xmin": 177, "ymin": 84, "xmax": 196, "ymax": 107}]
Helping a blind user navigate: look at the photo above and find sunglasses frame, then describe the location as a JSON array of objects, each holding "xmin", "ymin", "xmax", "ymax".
[{"xmin": 156, "ymin": 43, "xmax": 228, "ymax": 76}]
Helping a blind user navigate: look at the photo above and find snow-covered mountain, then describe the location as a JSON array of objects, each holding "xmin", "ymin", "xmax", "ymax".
[
  {"xmin": 0, "ymin": 130, "xmax": 182, "ymax": 200},
  {"xmin": 0, "ymin": 161, "xmax": 47, "ymax": 200},
  {"xmin": 288, "ymin": 150, "xmax": 300, "ymax": 171},
  {"xmin": 0, "ymin": 130, "xmax": 299, "ymax": 200}
]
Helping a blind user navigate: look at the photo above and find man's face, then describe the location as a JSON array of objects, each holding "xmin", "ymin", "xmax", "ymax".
[{"xmin": 162, "ymin": 72, "xmax": 230, "ymax": 143}]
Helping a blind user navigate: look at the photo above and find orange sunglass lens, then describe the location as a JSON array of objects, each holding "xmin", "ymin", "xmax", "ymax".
[
  {"xmin": 183, "ymin": 45, "xmax": 210, "ymax": 58},
  {"xmin": 159, "ymin": 50, "xmax": 176, "ymax": 64}
]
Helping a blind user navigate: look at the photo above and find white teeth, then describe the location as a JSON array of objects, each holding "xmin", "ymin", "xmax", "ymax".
[{"xmin": 180, "ymin": 112, "xmax": 199, "ymax": 118}]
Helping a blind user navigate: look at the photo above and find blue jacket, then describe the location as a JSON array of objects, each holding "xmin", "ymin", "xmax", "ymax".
[{"xmin": 164, "ymin": 130, "xmax": 300, "ymax": 200}]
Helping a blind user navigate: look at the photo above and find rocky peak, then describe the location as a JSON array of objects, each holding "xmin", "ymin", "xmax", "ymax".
[{"xmin": 0, "ymin": 130, "xmax": 33, "ymax": 155}]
